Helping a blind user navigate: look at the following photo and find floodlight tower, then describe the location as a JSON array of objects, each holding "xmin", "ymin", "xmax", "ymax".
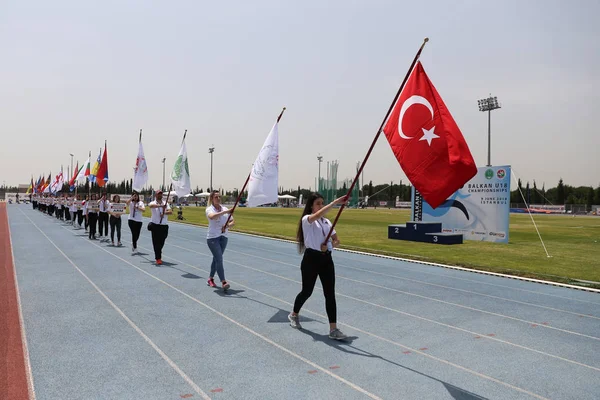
[{"xmin": 477, "ymin": 95, "xmax": 501, "ymax": 167}]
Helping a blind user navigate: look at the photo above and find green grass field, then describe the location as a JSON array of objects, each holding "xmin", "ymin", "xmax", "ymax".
[{"xmin": 145, "ymin": 206, "xmax": 600, "ymax": 287}]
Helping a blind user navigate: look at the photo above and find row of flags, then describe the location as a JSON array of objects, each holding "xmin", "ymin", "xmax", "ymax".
[
  {"xmin": 27, "ymin": 40, "xmax": 477, "ymax": 213},
  {"xmin": 28, "ymin": 141, "xmax": 109, "ymax": 195}
]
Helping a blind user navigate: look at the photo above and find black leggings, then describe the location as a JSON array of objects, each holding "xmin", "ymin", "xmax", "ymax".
[
  {"xmin": 128, "ymin": 220, "xmax": 142, "ymax": 248},
  {"xmin": 151, "ymin": 224, "xmax": 169, "ymax": 260},
  {"xmin": 293, "ymin": 249, "xmax": 337, "ymax": 323},
  {"xmin": 88, "ymin": 212, "xmax": 98, "ymax": 238},
  {"xmin": 110, "ymin": 216, "xmax": 122, "ymax": 242}
]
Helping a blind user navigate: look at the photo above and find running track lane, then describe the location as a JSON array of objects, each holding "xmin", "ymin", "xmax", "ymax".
[{"xmin": 0, "ymin": 203, "xmax": 32, "ymax": 400}]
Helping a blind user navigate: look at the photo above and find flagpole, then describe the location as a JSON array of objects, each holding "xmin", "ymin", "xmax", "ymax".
[
  {"xmin": 322, "ymin": 38, "xmax": 429, "ymax": 245},
  {"xmin": 221, "ymin": 107, "xmax": 286, "ymax": 233}
]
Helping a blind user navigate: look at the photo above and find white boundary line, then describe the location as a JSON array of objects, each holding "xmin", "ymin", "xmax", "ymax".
[
  {"xmin": 5, "ymin": 206, "xmax": 36, "ymax": 400},
  {"xmin": 19, "ymin": 209, "xmax": 212, "ymax": 400}
]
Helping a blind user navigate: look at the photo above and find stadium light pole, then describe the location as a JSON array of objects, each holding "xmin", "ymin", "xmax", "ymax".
[
  {"xmin": 69, "ymin": 153, "xmax": 74, "ymax": 181},
  {"xmin": 161, "ymin": 157, "xmax": 166, "ymax": 191},
  {"xmin": 478, "ymin": 95, "xmax": 501, "ymax": 167},
  {"xmin": 317, "ymin": 155, "xmax": 323, "ymax": 192},
  {"xmin": 208, "ymin": 146, "xmax": 215, "ymax": 192}
]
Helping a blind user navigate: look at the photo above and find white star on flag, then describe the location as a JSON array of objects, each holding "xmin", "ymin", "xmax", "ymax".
[{"xmin": 419, "ymin": 126, "xmax": 439, "ymax": 146}]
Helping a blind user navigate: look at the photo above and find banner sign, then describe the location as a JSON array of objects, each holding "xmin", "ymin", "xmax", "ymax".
[
  {"xmin": 89, "ymin": 200, "xmax": 100, "ymax": 213},
  {"xmin": 110, "ymin": 203, "xmax": 126, "ymax": 213},
  {"xmin": 412, "ymin": 165, "xmax": 511, "ymax": 243}
]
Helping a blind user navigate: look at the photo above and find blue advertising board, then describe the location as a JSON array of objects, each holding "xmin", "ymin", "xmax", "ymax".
[{"xmin": 411, "ymin": 166, "xmax": 511, "ymax": 243}]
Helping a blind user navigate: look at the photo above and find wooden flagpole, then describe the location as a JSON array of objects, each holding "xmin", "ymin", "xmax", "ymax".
[
  {"xmin": 221, "ymin": 107, "xmax": 286, "ymax": 233},
  {"xmin": 322, "ymin": 38, "xmax": 429, "ymax": 245}
]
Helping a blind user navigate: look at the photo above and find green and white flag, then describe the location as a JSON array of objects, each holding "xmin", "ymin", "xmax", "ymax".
[{"xmin": 171, "ymin": 133, "xmax": 191, "ymax": 197}]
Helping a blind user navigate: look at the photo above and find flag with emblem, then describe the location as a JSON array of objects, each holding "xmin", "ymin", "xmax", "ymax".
[
  {"xmin": 170, "ymin": 131, "xmax": 191, "ymax": 197},
  {"xmin": 132, "ymin": 130, "xmax": 148, "ymax": 192}
]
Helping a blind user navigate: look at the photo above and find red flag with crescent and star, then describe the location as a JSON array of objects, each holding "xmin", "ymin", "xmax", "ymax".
[{"xmin": 382, "ymin": 61, "xmax": 477, "ymax": 208}]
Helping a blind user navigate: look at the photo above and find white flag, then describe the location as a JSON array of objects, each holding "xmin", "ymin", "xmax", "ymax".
[
  {"xmin": 132, "ymin": 141, "xmax": 148, "ymax": 192},
  {"xmin": 170, "ymin": 138, "xmax": 191, "ymax": 197},
  {"xmin": 75, "ymin": 153, "xmax": 92, "ymax": 183},
  {"xmin": 247, "ymin": 121, "xmax": 279, "ymax": 207}
]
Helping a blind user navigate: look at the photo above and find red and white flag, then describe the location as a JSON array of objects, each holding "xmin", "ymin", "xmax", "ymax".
[{"xmin": 382, "ymin": 61, "xmax": 476, "ymax": 208}]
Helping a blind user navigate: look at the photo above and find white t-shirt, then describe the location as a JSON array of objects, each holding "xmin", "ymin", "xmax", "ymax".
[
  {"xmin": 205, "ymin": 205, "xmax": 230, "ymax": 239},
  {"xmin": 82, "ymin": 200, "xmax": 87, "ymax": 214},
  {"xmin": 70, "ymin": 199, "xmax": 77, "ymax": 213},
  {"xmin": 128, "ymin": 201, "xmax": 145, "ymax": 222},
  {"xmin": 98, "ymin": 199, "xmax": 109, "ymax": 212},
  {"xmin": 301, "ymin": 215, "xmax": 336, "ymax": 251},
  {"xmin": 149, "ymin": 200, "xmax": 171, "ymax": 225}
]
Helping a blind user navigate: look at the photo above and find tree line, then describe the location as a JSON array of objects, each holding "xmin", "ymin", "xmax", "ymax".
[
  {"xmin": 510, "ymin": 178, "xmax": 600, "ymax": 208},
  {"xmin": 6, "ymin": 178, "xmax": 600, "ymax": 208}
]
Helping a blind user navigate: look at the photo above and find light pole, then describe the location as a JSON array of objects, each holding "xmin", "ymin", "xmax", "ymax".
[
  {"xmin": 317, "ymin": 155, "xmax": 323, "ymax": 192},
  {"xmin": 161, "ymin": 157, "xmax": 166, "ymax": 191},
  {"xmin": 69, "ymin": 153, "xmax": 74, "ymax": 180},
  {"xmin": 208, "ymin": 146, "xmax": 215, "ymax": 192},
  {"xmin": 477, "ymin": 95, "xmax": 501, "ymax": 167}
]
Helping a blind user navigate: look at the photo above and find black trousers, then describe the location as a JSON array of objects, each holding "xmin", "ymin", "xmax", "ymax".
[
  {"xmin": 110, "ymin": 216, "xmax": 122, "ymax": 242},
  {"xmin": 88, "ymin": 212, "xmax": 98, "ymax": 238},
  {"xmin": 77, "ymin": 210, "xmax": 84, "ymax": 226},
  {"xmin": 98, "ymin": 211, "xmax": 109, "ymax": 236},
  {"xmin": 151, "ymin": 224, "xmax": 169, "ymax": 260},
  {"xmin": 293, "ymin": 249, "xmax": 337, "ymax": 323},
  {"xmin": 128, "ymin": 220, "xmax": 143, "ymax": 249}
]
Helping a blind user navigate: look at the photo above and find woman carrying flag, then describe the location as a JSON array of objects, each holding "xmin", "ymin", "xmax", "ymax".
[
  {"xmin": 288, "ymin": 193, "xmax": 348, "ymax": 340},
  {"xmin": 205, "ymin": 190, "xmax": 234, "ymax": 290}
]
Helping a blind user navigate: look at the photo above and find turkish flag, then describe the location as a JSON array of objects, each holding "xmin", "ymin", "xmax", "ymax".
[{"xmin": 382, "ymin": 61, "xmax": 476, "ymax": 208}]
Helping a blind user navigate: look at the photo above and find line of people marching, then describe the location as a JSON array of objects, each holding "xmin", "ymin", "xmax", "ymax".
[
  {"xmin": 29, "ymin": 189, "xmax": 234, "ymax": 292},
  {"xmin": 29, "ymin": 189, "xmax": 349, "ymax": 340}
]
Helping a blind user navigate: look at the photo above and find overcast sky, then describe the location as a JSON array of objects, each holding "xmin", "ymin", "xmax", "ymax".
[{"xmin": 1, "ymin": 0, "xmax": 598, "ymax": 192}]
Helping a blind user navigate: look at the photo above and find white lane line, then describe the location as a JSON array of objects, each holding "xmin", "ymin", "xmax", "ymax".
[
  {"xmin": 20, "ymin": 209, "xmax": 212, "ymax": 400},
  {"xmin": 6, "ymin": 207, "xmax": 36, "ymax": 400}
]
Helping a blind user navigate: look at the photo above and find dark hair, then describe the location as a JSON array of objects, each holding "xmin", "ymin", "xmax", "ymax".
[{"xmin": 296, "ymin": 193, "xmax": 324, "ymax": 254}]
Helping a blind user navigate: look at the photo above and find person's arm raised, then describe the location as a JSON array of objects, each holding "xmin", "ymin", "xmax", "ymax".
[{"xmin": 307, "ymin": 196, "xmax": 348, "ymax": 224}]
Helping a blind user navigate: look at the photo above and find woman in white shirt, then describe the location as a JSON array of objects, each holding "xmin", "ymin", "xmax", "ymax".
[
  {"xmin": 205, "ymin": 190, "xmax": 234, "ymax": 290},
  {"xmin": 126, "ymin": 192, "xmax": 145, "ymax": 254},
  {"xmin": 288, "ymin": 193, "xmax": 348, "ymax": 340},
  {"xmin": 108, "ymin": 195, "xmax": 125, "ymax": 246}
]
